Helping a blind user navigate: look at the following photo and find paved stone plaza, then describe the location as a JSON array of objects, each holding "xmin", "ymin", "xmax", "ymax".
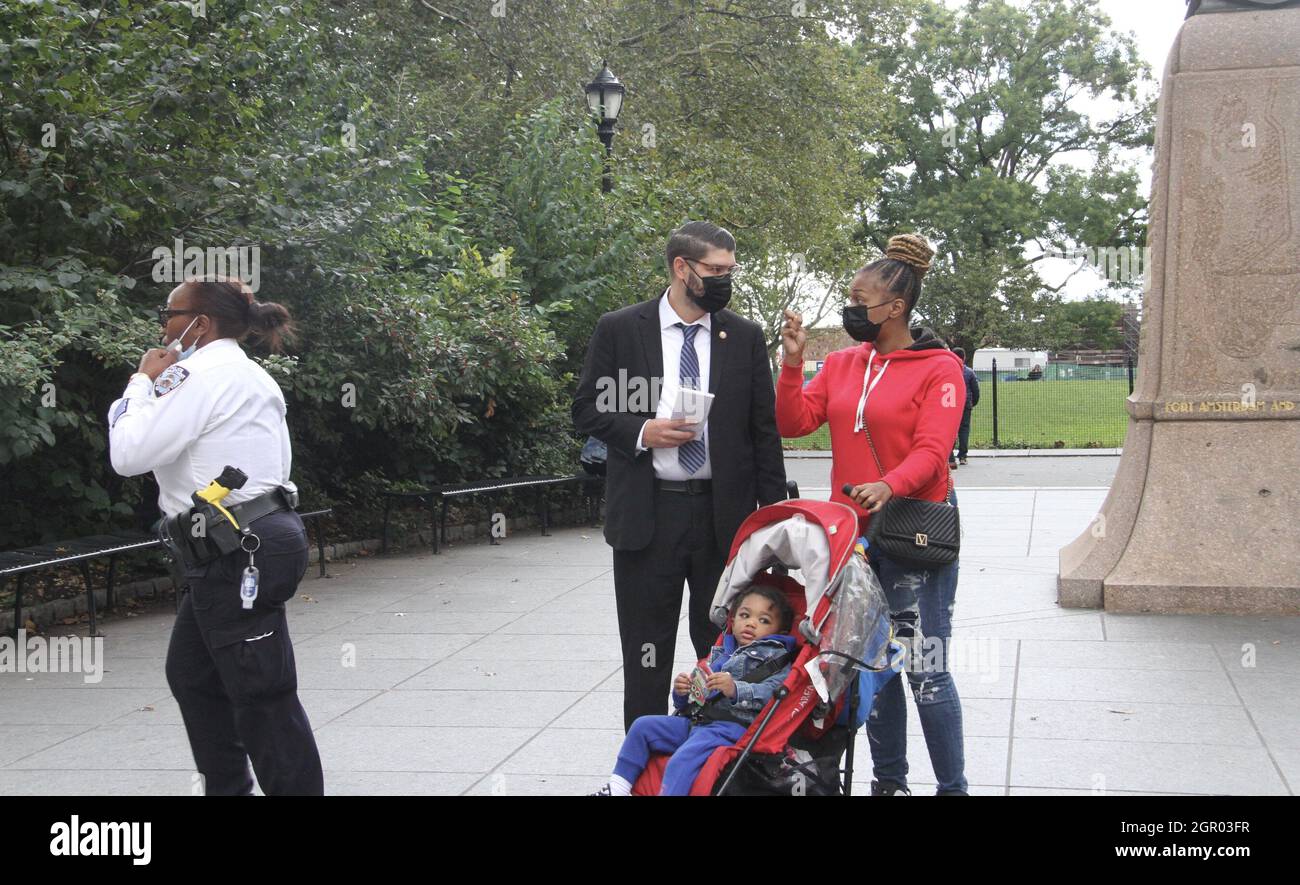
[{"xmin": 1, "ymin": 456, "xmax": 1295, "ymax": 796}]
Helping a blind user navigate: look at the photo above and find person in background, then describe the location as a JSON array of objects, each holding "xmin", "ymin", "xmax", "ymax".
[{"xmin": 951, "ymin": 347, "xmax": 980, "ymax": 467}]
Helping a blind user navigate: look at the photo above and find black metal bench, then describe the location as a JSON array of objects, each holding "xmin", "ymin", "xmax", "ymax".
[
  {"xmin": 0, "ymin": 532, "xmax": 161, "ymax": 637},
  {"xmin": 381, "ymin": 474, "xmax": 604, "ymax": 554},
  {"xmin": 2, "ymin": 508, "xmax": 334, "ymax": 637}
]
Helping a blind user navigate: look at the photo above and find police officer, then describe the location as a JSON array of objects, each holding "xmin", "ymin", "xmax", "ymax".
[{"xmin": 108, "ymin": 277, "xmax": 324, "ymax": 796}]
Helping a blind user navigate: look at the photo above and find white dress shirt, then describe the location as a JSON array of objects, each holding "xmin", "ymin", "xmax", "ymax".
[
  {"xmin": 108, "ymin": 338, "xmax": 294, "ymax": 518},
  {"xmin": 634, "ymin": 290, "xmax": 713, "ymax": 480}
]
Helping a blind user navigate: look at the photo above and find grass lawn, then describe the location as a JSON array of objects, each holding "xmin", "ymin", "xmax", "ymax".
[{"xmin": 781, "ymin": 380, "xmax": 1129, "ymax": 450}]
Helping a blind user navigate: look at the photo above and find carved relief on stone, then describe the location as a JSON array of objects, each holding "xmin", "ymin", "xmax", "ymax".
[
  {"xmin": 1137, "ymin": 87, "xmax": 1171, "ymax": 398},
  {"xmin": 1208, "ymin": 82, "xmax": 1292, "ymax": 274},
  {"xmin": 1170, "ymin": 75, "xmax": 1300, "ymax": 393},
  {"xmin": 1172, "ymin": 127, "xmax": 1222, "ymax": 390}
]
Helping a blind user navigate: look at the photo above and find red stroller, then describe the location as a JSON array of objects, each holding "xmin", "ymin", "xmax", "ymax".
[{"xmin": 631, "ymin": 498, "xmax": 899, "ymax": 796}]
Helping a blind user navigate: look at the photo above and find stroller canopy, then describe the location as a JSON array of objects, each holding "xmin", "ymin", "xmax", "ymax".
[{"xmin": 711, "ymin": 500, "xmax": 860, "ymax": 628}]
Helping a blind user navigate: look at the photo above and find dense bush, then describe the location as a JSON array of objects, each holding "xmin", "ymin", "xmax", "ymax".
[{"xmin": 0, "ymin": 1, "xmax": 583, "ymax": 546}]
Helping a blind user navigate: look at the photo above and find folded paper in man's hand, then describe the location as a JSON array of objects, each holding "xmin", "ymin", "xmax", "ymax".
[{"xmin": 672, "ymin": 386, "xmax": 714, "ymax": 440}]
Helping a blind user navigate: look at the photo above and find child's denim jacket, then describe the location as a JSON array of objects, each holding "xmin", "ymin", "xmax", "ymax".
[{"xmin": 672, "ymin": 633, "xmax": 796, "ymax": 725}]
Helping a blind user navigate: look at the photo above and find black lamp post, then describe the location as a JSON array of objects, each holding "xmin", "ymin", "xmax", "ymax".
[{"xmin": 584, "ymin": 61, "xmax": 625, "ymax": 193}]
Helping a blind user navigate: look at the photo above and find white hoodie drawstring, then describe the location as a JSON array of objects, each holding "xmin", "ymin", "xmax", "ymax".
[{"xmin": 853, "ymin": 347, "xmax": 890, "ymax": 433}]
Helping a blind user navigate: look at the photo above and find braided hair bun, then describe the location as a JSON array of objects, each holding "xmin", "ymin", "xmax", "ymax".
[
  {"xmin": 184, "ymin": 277, "xmax": 295, "ymax": 354},
  {"xmin": 884, "ymin": 234, "xmax": 934, "ymax": 279}
]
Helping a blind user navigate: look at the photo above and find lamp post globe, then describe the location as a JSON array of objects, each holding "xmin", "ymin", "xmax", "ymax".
[{"xmin": 584, "ymin": 61, "xmax": 625, "ymax": 192}]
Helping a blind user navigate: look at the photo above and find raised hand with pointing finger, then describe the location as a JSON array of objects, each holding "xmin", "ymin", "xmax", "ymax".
[
  {"xmin": 781, "ymin": 308, "xmax": 806, "ymax": 368},
  {"xmin": 773, "ymin": 234, "xmax": 973, "ymax": 796}
]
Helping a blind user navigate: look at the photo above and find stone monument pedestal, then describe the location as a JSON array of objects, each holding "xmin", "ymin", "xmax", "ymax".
[{"xmin": 1058, "ymin": 5, "xmax": 1300, "ymax": 615}]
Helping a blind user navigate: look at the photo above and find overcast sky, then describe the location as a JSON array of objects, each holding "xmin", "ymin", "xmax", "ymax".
[{"xmin": 1092, "ymin": 0, "xmax": 1187, "ymax": 75}]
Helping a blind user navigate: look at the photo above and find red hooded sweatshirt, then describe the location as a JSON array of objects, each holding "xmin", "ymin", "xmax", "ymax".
[{"xmin": 776, "ymin": 327, "xmax": 964, "ymax": 533}]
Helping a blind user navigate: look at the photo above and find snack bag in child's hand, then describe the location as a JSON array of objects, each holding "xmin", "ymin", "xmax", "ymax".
[{"xmin": 689, "ymin": 662, "xmax": 713, "ymax": 706}]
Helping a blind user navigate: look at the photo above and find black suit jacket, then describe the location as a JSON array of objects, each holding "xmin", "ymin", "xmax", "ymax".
[{"xmin": 572, "ymin": 295, "xmax": 788, "ymax": 552}]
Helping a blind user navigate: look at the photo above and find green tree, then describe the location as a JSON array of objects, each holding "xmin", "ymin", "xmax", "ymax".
[
  {"xmin": 1052, "ymin": 296, "xmax": 1125, "ymax": 351},
  {"xmin": 851, "ymin": 0, "xmax": 1156, "ymax": 358},
  {"xmin": 0, "ymin": 1, "xmax": 572, "ymax": 544},
  {"xmin": 401, "ymin": 1, "xmax": 896, "ymax": 356},
  {"xmin": 0, "ymin": 0, "xmax": 904, "ymax": 549}
]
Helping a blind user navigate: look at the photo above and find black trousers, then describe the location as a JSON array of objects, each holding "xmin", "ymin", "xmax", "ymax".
[
  {"xmin": 165, "ymin": 510, "xmax": 324, "ymax": 796},
  {"xmin": 956, "ymin": 407, "xmax": 972, "ymax": 459},
  {"xmin": 611, "ymin": 488, "xmax": 727, "ymax": 732}
]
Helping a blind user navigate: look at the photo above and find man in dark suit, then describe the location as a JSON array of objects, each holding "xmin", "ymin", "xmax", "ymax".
[{"xmin": 572, "ymin": 221, "xmax": 788, "ymax": 731}]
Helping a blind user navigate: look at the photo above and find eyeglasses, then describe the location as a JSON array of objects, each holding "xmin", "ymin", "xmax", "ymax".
[
  {"xmin": 686, "ymin": 259, "xmax": 742, "ymax": 279},
  {"xmin": 156, "ymin": 306, "xmax": 198, "ymax": 324}
]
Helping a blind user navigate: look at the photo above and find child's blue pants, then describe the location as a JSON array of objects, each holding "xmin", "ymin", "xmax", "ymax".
[{"xmin": 613, "ymin": 715, "xmax": 748, "ymax": 795}]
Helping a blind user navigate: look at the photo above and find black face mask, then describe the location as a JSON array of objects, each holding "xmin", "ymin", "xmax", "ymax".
[
  {"xmin": 842, "ymin": 303, "xmax": 889, "ymax": 342},
  {"xmin": 684, "ymin": 262, "xmax": 733, "ymax": 313}
]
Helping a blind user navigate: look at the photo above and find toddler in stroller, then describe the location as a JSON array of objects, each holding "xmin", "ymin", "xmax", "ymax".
[
  {"xmin": 592, "ymin": 586, "xmax": 797, "ymax": 796},
  {"xmin": 592, "ymin": 499, "xmax": 904, "ymax": 796}
]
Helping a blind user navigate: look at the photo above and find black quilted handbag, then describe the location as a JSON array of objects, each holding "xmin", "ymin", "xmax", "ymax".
[{"xmin": 861, "ymin": 420, "xmax": 960, "ymax": 569}]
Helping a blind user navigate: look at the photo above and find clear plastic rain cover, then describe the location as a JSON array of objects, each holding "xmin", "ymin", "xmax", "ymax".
[{"xmin": 817, "ymin": 553, "xmax": 893, "ymax": 702}]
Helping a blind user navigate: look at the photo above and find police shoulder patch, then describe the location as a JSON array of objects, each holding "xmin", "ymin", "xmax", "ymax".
[
  {"xmin": 153, "ymin": 365, "xmax": 191, "ymax": 397},
  {"xmin": 110, "ymin": 399, "xmax": 128, "ymax": 428}
]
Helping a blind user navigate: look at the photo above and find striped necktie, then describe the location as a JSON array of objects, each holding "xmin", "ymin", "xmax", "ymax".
[{"xmin": 675, "ymin": 323, "xmax": 707, "ymax": 475}]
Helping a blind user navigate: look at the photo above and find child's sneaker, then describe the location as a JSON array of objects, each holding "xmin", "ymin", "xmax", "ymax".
[{"xmin": 588, "ymin": 783, "xmax": 614, "ymax": 796}]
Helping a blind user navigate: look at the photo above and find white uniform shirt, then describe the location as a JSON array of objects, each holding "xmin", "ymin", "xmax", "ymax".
[
  {"xmin": 633, "ymin": 290, "xmax": 713, "ymax": 480},
  {"xmin": 107, "ymin": 338, "xmax": 293, "ymax": 518}
]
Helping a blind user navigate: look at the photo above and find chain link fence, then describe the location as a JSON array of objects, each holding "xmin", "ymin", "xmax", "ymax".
[
  {"xmin": 968, "ymin": 358, "xmax": 1134, "ymax": 449},
  {"xmin": 782, "ymin": 357, "xmax": 1136, "ymax": 451}
]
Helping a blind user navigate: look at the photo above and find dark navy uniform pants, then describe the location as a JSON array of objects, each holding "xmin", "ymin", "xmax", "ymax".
[{"xmin": 165, "ymin": 510, "xmax": 324, "ymax": 795}]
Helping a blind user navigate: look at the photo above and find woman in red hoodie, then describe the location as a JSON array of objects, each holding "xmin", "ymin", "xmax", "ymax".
[{"xmin": 777, "ymin": 234, "xmax": 968, "ymax": 796}]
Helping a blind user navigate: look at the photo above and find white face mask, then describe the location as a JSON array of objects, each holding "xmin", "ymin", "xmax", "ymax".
[{"xmin": 167, "ymin": 316, "xmax": 201, "ymax": 361}]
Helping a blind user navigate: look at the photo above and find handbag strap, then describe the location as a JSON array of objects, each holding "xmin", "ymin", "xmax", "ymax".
[
  {"xmin": 861, "ymin": 405, "xmax": 954, "ymax": 505},
  {"xmin": 861, "ymin": 417, "xmax": 886, "ymax": 478}
]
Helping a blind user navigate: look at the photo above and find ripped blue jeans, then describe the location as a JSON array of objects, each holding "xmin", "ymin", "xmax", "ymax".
[{"xmin": 865, "ymin": 550, "xmax": 967, "ymax": 795}]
